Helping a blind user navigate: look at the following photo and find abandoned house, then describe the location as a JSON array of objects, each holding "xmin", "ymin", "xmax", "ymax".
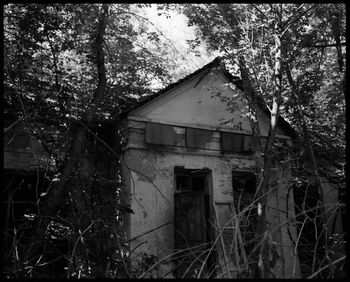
[
  {"xmin": 117, "ymin": 58, "xmax": 344, "ymax": 278},
  {"xmin": 3, "ymin": 58, "xmax": 344, "ymax": 278},
  {"xmin": 117, "ymin": 58, "xmax": 300, "ymax": 278}
]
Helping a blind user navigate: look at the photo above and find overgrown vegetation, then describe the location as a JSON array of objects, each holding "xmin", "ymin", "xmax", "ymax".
[
  {"xmin": 3, "ymin": 3, "xmax": 345, "ymax": 278},
  {"xmin": 179, "ymin": 3, "xmax": 345, "ymax": 277}
]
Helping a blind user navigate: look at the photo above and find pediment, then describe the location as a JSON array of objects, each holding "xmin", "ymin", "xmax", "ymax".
[{"xmin": 129, "ymin": 68, "xmax": 288, "ymax": 138}]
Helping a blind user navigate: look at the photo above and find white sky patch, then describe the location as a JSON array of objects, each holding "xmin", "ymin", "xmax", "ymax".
[{"xmin": 136, "ymin": 4, "xmax": 219, "ymax": 78}]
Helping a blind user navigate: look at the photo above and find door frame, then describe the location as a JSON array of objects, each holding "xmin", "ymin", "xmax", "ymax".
[{"xmin": 173, "ymin": 166, "xmax": 215, "ymax": 277}]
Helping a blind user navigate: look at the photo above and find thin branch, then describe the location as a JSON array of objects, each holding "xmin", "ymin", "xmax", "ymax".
[
  {"xmin": 182, "ymin": 248, "xmax": 211, "ymax": 278},
  {"xmin": 292, "ymin": 217, "xmax": 307, "ymax": 278},
  {"xmin": 281, "ymin": 4, "xmax": 318, "ymax": 37},
  {"xmin": 138, "ymin": 242, "xmax": 211, "ymax": 278},
  {"xmin": 4, "ymin": 66, "xmax": 30, "ymax": 133},
  {"xmin": 123, "ymin": 161, "xmax": 171, "ymax": 206},
  {"xmin": 4, "ymin": 118, "xmax": 22, "ymax": 133},
  {"xmin": 128, "ymin": 221, "xmax": 173, "ymax": 242},
  {"xmin": 213, "ymin": 204, "xmax": 231, "ymax": 278},
  {"xmin": 113, "ymin": 229, "xmax": 131, "ymax": 278},
  {"xmin": 251, "ymin": 4, "xmax": 269, "ymax": 21},
  {"xmin": 67, "ymin": 220, "xmax": 95, "ymax": 278},
  {"xmin": 111, "ymin": 7, "xmax": 181, "ymax": 58},
  {"xmin": 283, "ymin": 4, "xmax": 305, "ymax": 27},
  {"xmin": 307, "ymin": 256, "xmax": 345, "ymax": 279}
]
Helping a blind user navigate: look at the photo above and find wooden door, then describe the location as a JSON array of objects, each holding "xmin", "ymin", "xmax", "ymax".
[
  {"xmin": 175, "ymin": 192, "xmax": 207, "ymax": 247},
  {"xmin": 174, "ymin": 191, "xmax": 210, "ymax": 277}
]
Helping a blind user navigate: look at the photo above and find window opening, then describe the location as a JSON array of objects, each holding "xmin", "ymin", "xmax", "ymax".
[
  {"xmin": 175, "ymin": 167, "xmax": 209, "ymax": 193},
  {"xmin": 222, "ymin": 133, "xmax": 252, "ymax": 153}
]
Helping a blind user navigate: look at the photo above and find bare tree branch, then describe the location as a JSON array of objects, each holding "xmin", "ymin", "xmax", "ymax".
[
  {"xmin": 281, "ymin": 4, "xmax": 318, "ymax": 37},
  {"xmin": 307, "ymin": 256, "xmax": 345, "ymax": 279}
]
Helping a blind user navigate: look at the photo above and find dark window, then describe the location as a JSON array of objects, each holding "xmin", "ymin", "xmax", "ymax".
[
  {"xmin": 175, "ymin": 167, "xmax": 208, "ymax": 192},
  {"xmin": 186, "ymin": 128, "xmax": 213, "ymax": 149},
  {"xmin": 232, "ymin": 174, "xmax": 256, "ymax": 194},
  {"xmin": 145, "ymin": 122, "xmax": 184, "ymax": 146},
  {"xmin": 222, "ymin": 132, "xmax": 252, "ymax": 153}
]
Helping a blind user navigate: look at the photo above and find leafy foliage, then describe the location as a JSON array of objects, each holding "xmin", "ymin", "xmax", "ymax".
[
  {"xmin": 3, "ymin": 3, "xmax": 181, "ymax": 278},
  {"xmin": 3, "ymin": 3, "xmax": 345, "ymax": 279},
  {"xmin": 180, "ymin": 2, "xmax": 345, "ymax": 176},
  {"xmin": 179, "ymin": 3, "xmax": 345, "ymax": 278}
]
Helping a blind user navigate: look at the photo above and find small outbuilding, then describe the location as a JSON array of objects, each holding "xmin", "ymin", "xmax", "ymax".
[
  {"xmin": 118, "ymin": 58, "xmax": 301, "ymax": 278},
  {"xmin": 4, "ymin": 57, "xmax": 343, "ymax": 278}
]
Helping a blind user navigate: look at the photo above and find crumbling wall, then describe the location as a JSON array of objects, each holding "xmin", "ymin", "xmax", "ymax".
[
  {"xmin": 119, "ymin": 116, "xmax": 301, "ymax": 278},
  {"xmin": 123, "ymin": 148, "xmax": 256, "ymax": 277}
]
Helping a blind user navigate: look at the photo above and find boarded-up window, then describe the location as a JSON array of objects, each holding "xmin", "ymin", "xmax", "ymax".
[
  {"xmin": 243, "ymin": 135, "xmax": 252, "ymax": 152},
  {"xmin": 222, "ymin": 132, "xmax": 252, "ymax": 153},
  {"xmin": 145, "ymin": 122, "xmax": 184, "ymax": 146},
  {"xmin": 186, "ymin": 128, "xmax": 213, "ymax": 149}
]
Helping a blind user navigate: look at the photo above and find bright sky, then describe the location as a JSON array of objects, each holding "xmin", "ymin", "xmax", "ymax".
[{"xmin": 138, "ymin": 4, "xmax": 219, "ymax": 78}]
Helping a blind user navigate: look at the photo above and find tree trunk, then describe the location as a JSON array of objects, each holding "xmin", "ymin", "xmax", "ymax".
[
  {"xmin": 254, "ymin": 31, "xmax": 282, "ymax": 278},
  {"xmin": 238, "ymin": 57, "xmax": 266, "ymax": 277},
  {"xmin": 44, "ymin": 4, "xmax": 109, "ymax": 216}
]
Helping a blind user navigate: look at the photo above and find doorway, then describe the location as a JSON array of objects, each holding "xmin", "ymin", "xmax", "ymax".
[{"xmin": 173, "ymin": 167, "xmax": 214, "ymax": 278}]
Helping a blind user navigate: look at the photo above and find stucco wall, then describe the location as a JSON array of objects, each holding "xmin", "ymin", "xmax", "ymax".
[
  {"xmin": 123, "ymin": 146, "xmax": 255, "ymax": 277},
  {"xmin": 120, "ymin": 117, "xmax": 300, "ymax": 277},
  {"xmin": 129, "ymin": 68, "xmax": 291, "ymax": 139},
  {"xmin": 120, "ymin": 66, "xmax": 298, "ymax": 277}
]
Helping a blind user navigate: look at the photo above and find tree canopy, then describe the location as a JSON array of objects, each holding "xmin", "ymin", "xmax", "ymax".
[
  {"xmin": 180, "ymin": 3, "xmax": 345, "ymax": 167},
  {"xmin": 3, "ymin": 3, "xmax": 345, "ymax": 279}
]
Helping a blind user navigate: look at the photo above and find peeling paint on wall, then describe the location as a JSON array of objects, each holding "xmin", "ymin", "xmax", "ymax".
[{"xmin": 120, "ymin": 65, "xmax": 299, "ymax": 278}]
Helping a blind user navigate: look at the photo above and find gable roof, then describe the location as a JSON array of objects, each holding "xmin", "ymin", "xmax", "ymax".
[
  {"xmin": 120, "ymin": 57, "xmax": 224, "ymax": 116},
  {"xmin": 121, "ymin": 57, "xmax": 297, "ymax": 139}
]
